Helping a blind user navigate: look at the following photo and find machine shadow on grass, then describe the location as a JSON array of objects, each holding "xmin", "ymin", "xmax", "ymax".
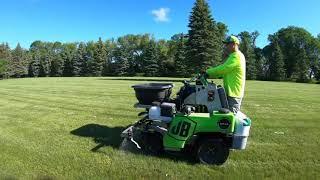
[
  {"xmin": 70, "ymin": 123, "xmax": 125, "ymax": 151},
  {"xmin": 70, "ymin": 123, "xmax": 196, "ymax": 164}
]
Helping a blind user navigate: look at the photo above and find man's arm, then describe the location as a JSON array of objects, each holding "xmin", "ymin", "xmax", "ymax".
[{"xmin": 206, "ymin": 53, "xmax": 239, "ymax": 78}]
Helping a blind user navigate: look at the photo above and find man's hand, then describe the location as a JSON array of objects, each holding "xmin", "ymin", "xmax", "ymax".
[
  {"xmin": 200, "ymin": 69, "xmax": 209, "ymax": 79},
  {"xmin": 223, "ymin": 51, "xmax": 229, "ymax": 60},
  {"xmin": 200, "ymin": 68, "xmax": 207, "ymax": 75}
]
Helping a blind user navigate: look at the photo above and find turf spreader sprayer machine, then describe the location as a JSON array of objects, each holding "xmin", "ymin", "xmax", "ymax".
[{"xmin": 121, "ymin": 74, "xmax": 252, "ymax": 165}]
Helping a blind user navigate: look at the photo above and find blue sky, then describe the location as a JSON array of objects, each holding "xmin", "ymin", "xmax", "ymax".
[{"xmin": 1, "ymin": 0, "xmax": 319, "ymax": 49}]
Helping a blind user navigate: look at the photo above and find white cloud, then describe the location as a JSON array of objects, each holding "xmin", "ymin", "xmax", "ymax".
[{"xmin": 151, "ymin": 8, "xmax": 170, "ymax": 22}]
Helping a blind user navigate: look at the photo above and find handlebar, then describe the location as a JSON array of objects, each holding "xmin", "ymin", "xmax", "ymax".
[{"xmin": 182, "ymin": 73, "xmax": 209, "ymax": 86}]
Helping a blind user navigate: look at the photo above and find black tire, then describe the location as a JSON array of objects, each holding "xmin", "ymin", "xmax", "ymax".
[
  {"xmin": 197, "ymin": 138, "xmax": 229, "ymax": 165},
  {"xmin": 141, "ymin": 132, "xmax": 163, "ymax": 156},
  {"xmin": 119, "ymin": 138, "xmax": 141, "ymax": 153}
]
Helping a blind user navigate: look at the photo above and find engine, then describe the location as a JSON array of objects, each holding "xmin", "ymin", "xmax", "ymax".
[
  {"xmin": 148, "ymin": 102, "xmax": 176, "ymax": 123},
  {"xmin": 174, "ymin": 80, "xmax": 229, "ymax": 113},
  {"xmin": 132, "ymin": 75, "xmax": 229, "ymax": 116}
]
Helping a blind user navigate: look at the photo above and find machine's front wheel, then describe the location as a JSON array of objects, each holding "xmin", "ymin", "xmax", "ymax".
[
  {"xmin": 119, "ymin": 138, "xmax": 140, "ymax": 153},
  {"xmin": 142, "ymin": 132, "xmax": 163, "ymax": 156},
  {"xmin": 197, "ymin": 138, "xmax": 229, "ymax": 165}
]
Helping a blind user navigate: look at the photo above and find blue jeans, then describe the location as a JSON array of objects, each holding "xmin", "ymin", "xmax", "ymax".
[{"xmin": 227, "ymin": 96, "xmax": 242, "ymax": 114}]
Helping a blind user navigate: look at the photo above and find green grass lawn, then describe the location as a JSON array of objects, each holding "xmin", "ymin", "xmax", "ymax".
[{"xmin": 0, "ymin": 77, "xmax": 319, "ymax": 179}]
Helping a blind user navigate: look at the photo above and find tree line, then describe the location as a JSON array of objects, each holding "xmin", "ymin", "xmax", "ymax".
[{"xmin": 1, "ymin": 0, "xmax": 320, "ymax": 83}]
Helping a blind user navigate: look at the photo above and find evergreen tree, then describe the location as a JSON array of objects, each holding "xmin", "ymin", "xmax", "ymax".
[
  {"xmin": 84, "ymin": 50, "xmax": 94, "ymax": 76},
  {"xmin": 73, "ymin": 43, "xmax": 86, "ymax": 76},
  {"xmin": 174, "ymin": 34, "xmax": 187, "ymax": 77},
  {"xmin": 0, "ymin": 59, "xmax": 8, "ymax": 78},
  {"xmin": 157, "ymin": 40, "xmax": 171, "ymax": 76},
  {"xmin": 28, "ymin": 50, "xmax": 41, "ymax": 77},
  {"xmin": 113, "ymin": 47, "xmax": 129, "ymax": 76},
  {"xmin": 143, "ymin": 41, "xmax": 159, "ymax": 77},
  {"xmin": 61, "ymin": 43, "xmax": 76, "ymax": 77},
  {"xmin": 102, "ymin": 60, "xmax": 110, "ymax": 76},
  {"xmin": 50, "ymin": 54, "xmax": 64, "ymax": 77},
  {"xmin": 0, "ymin": 43, "xmax": 11, "ymax": 78},
  {"xmin": 296, "ymin": 48, "xmax": 309, "ymax": 82},
  {"xmin": 136, "ymin": 34, "xmax": 152, "ymax": 74},
  {"xmin": 0, "ymin": 43, "xmax": 11, "ymax": 60},
  {"xmin": 49, "ymin": 42, "xmax": 64, "ymax": 77},
  {"xmin": 102, "ymin": 40, "xmax": 116, "ymax": 76},
  {"xmin": 254, "ymin": 48, "xmax": 267, "ymax": 80},
  {"xmin": 186, "ymin": 0, "xmax": 220, "ymax": 72},
  {"xmin": 90, "ymin": 37, "xmax": 107, "ymax": 76},
  {"xmin": 39, "ymin": 54, "xmax": 50, "ymax": 77},
  {"xmin": 270, "ymin": 27, "xmax": 314, "ymax": 79},
  {"xmin": 116, "ymin": 35, "xmax": 139, "ymax": 75},
  {"xmin": 216, "ymin": 22, "xmax": 228, "ymax": 63},
  {"xmin": 10, "ymin": 43, "xmax": 28, "ymax": 78},
  {"xmin": 268, "ymin": 41, "xmax": 285, "ymax": 81},
  {"xmin": 84, "ymin": 42, "xmax": 95, "ymax": 76},
  {"xmin": 62, "ymin": 51, "xmax": 73, "ymax": 77},
  {"xmin": 314, "ymin": 62, "xmax": 320, "ymax": 81},
  {"xmin": 238, "ymin": 31, "xmax": 257, "ymax": 80}
]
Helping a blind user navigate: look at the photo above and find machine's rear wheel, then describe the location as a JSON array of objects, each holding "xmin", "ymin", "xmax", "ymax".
[{"xmin": 197, "ymin": 138, "xmax": 229, "ymax": 165}]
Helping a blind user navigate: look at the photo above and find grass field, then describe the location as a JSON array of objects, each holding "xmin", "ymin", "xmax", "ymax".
[{"xmin": 0, "ymin": 77, "xmax": 320, "ymax": 179}]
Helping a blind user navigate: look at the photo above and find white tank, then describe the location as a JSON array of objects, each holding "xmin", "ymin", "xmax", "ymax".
[
  {"xmin": 149, "ymin": 106, "xmax": 161, "ymax": 120},
  {"xmin": 148, "ymin": 106, "xmax": 173, "ymax": 123},
  {"xmin": 232, "ymin": 111, "xmax": 251, "ymax": 150}
]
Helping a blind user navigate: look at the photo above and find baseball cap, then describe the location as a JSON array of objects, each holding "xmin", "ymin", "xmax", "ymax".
[{"xmin": 223, "ymin": 35, "xmax": 240, "ymax": 45}]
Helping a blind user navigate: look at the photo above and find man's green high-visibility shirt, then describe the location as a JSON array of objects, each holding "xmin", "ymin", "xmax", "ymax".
[{"xmin": 206, "ymin": 51, "xmax": 246, "ymax": 98}]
